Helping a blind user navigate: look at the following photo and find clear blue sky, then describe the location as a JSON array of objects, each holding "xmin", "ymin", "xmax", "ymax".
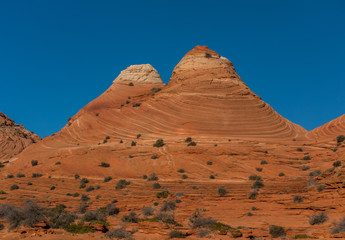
[{"xmin": 1, "ymin": 1, "xmax": 344, "ymax": 138}]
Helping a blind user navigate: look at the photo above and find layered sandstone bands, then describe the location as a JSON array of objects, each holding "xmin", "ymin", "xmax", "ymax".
[
  {"xmin": 307, "ymin": 114, "xmax": 345, "ymax": 141},
  {"xmin": 0, "ymin": 112, "xmax": 41, "ymax": 160}
]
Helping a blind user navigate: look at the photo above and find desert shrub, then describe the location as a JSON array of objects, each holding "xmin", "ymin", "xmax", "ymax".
[
  {"xmin": 32, "ymin": 173, "xmax": 43, "ymax": 178},
  {"xmin": 122, "ymin": 212, "xmax": 139, "ymax": 223},
  {"xmin": 0, "ymin": 162, "xmax": 4, "ymax": 168},
  {"xmin": 293, "ymin": 195, "xmax": 303, "ymax": 203},
  {"xmin": 151, "ymin": 155, "xmax": 159, "ymax": 159},
  {"xmin": 132, "ymin": 103, "xmax": 141, "ymax": 107},
  {"xmin": 160, "ymin": 201, "xmax": 176, "ymax": 212},
  {"xmin": 142, "ymin": 174, "xmax": 147, "ymax": 179},
  {"xmin": 31, "ymin": 160, "xmax": 38, "ymax": 166},
  {"xmin": 0, "ymin": 223, "xmax": 3, "ymax": 230},
  {"xmin": 297, "ymin": 147, "xmax": 303, "ymax": 152},
  {"xmin": 317, "ymin": 185, "xmax": 326, "ymax": 192},
  {"xmin": 128, "ymin": 82, "xmax": 134, "ymax": 86},
  {"xmin": 300, "ymin": 165, "xmax": 310, "ymax": 171},
  {"xmin": 104, "ymin": 176, "xmax": 112, "ymax": 182},
  {"xmin": 278, "ymin": 172, "xmax": 285, "ymax": 177},
  {"xmin": 251, "ymin": 180, "xmax": 264, "ymax": 189},
  {"xmin": 156, "ymin": 190, "xmax": 169, "ymax": 198},
  {"xmin": 153, "ymin": 139, "xmax": 165, "ymax": 147},
  {"xmin": 74, "ymin": 174, "xmax": 80, "ymax": 179},
  {"xmin": 116, "ymin": 179, "xmax": 131, "ymax": 190},
  {"xmin": 22, "ymin": 200, "xmax": 43, "ymax": 227},
  {"xmin": 47, "ymin": 206, "xmax": 77, "ymax": 229},
  {"xmin": 248, "ymin": 191, "xmax": 258, "ymax": 199},
  {"xmin": 205, "ymin": 53, "xmax": 212, "ymax": 58},
  {"xmin": 6, "ymin": 174, "xmax": 14, "ymax": 179},
  {"xmin": 80, "ymin": 182, "xmax": 86, "ymax": 188},
  {"xmin": 247, "ymin": 212, "xmax": 253, "ymax": 216},
  {"xmin": 10, "ymin": 184, "xmax": 19, "ymax": 191},
  {"xmin": 175, "ymin": 192, "xmax": 184, "ymax": 197},
  {"xmin": 86, "ymin": 186, "xmax": 95, "ymax": 192},
  {"xmin": 197, "ymin": 228, "xmax": 210, "ymax": 237},
  {"xmin": 0, "ymin": 204, "xmax": 24, "ymax": 229},
  {"xmin": 55, "ymin": 161, "xmax": 61, "ymax": 165},
  {"xmin": 256, "ymin": 167, "xmax": 263, "ymax": 172},
  {"xmin": 77, "ymin": 201, "xmax": 88, "ymax": 214},
  {"xmin": 309, "ymin": 212, "xmax": 328, "ymax": 225},
  {"xmin": 0, "ymin": 190, "xmax": 6, "ymax": 194},
  {"xmin": 206, "ymin": 161, "xmax": 213, "ymax": 165},
  {"xmin": 260, "ymin": 160, "xmax": 268, "ymax": 165},
  {"xmin": 65, "ymin": 223, "xmax": 95, "ymax": 234},
  {"xmin": 50, "ymin": 186, "xmax": 56, "ymax": 190},
  {"xmin": 142, "ymin": 206, "xmax": 155, "ymax": 216},
  {"xmin": 189, "ymin": 210, "xmax": 216, "ymax": 229},
  {"xmin": 131, "ymin": 141, "xmax": 136, "ymax": 146},
  {"xmin": 27, "ymin": 182, "xmax": 32, "ymax": 185},
  {"xmin": 209, "ymin": 175, "xmax": 215, "ymax": 179},
  {"xmin": 81, "ymin": 194, "xmax": 90, "ymax": 202},
  {"xmin": 269, "ymin": 225, "xmax": 286, "ymax": 238},
  {"xmin": 217, "ymin": 186, "xmax": 227, "ymax": 196},
  {"xmin": 185, "ymin": 137, "xmax": 192, "ymax": 143},
  {"xmin": 16, "ymin": 173, "xmax": 25, "ymax": 178},
  {"xmin": 303, "ymin": 156, "xmax": 311, "ymax": 160},
  {"xmin": 187, "ymin": 141, "xmax": 197, "ymax": 146},
  {"xmin": 169, "ymin": 230, "xmax": 184, "ymax": 238},
  {"xmin": 147, "ymin": 173, "xmax": 158, "ymax": 181},
  {"xmin": 249, "ymin": 174, "xmax": 262, "ymax": 181},
  {"xmin": 333, "ymin": 161, "xmax": 341, "ymax": 167},
  {"xmin": 251, "ymin": 206, "xmax": 257, "ymax": 211},
  {"xmin": 100, "ymin": 162, "xmax": 110, "ymax": 168},
  {"xmin": 105, "ymin": 227, "xmax": 133, "ymax": 239},
  {"xmin": 177, "ymin": 169, "xmax": 185, "ymax": 173},
  {"xmin": 336, "ymin": 135, "xmax": 345, "ymax": 143},
  {"xmin": 181, "ymin": 174, "xmax": 188, "ymax": 179},
  {"xmin": 105, "ymin": 203, "xmax": 119, "ymax": 216},
  {"xmin": 153, "ymin": 182, "xmax": 161, "ymax": 189},
  {"xmin": 156, "ymin": 212, "xmax": 179, "ymax": 225},
  {"xmin": 331, "ymin": 217, "xmax": 345, "ymax": 234},
  {"xmin": 82, "ymin": 210, "xmax": 106, "ymax": 222},
  {"xmin": 151, "ymin": 87, "xmax": 161, "ymax": 93},
  {"xmin": 309, "ymin": 170, "xmax": 321, "ymax": 177},
  {"xmin": 153, "ymin": 202, "xmax": 159, "ymax": 206}
]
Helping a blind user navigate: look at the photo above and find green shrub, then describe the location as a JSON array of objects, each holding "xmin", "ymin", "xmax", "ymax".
[
  {"xmin": 152, "ymin": 182, "xmax": 161, "ymax": 189},
  {"xmin": 309, "ymin": 170, "xmax": 321, "ymax": 177},
  {"xmin": 128, "ymin": 82, "xmax": 134, "ymax": 86},
  {"xmin": 294, "ymin": 234, "xmax": 312, "ymax": 239},
  {"xmin": 181, "ymin": 174, "xmax": 188, "ymax": 179},
  {"xmin": 205, "ymin": 53, "xmax": 212, "ymax": 58},
  {"xmin": 147, "ymin": 173, "xmax": 158, "ymax": 181},
  {"xmin": 206, "ymin": 161, "xmax": 213, "ymax": 165},
  {"xmin": 16, "ymin": 173, "xmax": 25, "ymax": 178},
  {"xmin": 160, "ymin": 201, "xmax": 176, "ymax": 212},
  {"xmin": 50, "ymin": 186, "xmax": 56, "ymax": 190},
  {"xmin": 121, "ymin": 212, "xmax": 139, "ymax": 223},
  {"xmin": 131, "ymin": 141, "xmax": 136, "ymax": 146},
  {"xmin": 10, "ymin": 184, "xmax": 19, "ymax": 190},
  {"xmin": 86, "ymin": 186, "xmax": 95, "ymax": 192},
  {"xmin": 297, "ymin": 147, "xmax": 303, "ymax": 152},
  {"xmin": 6, "ymin": 174, "xmax": 14, "ymax": 179},
  {"xmin": 249, "ymin": 175, "xmax": 262, "ymax": 181},
  {"xmin": 187, "ymin": 141, "xmax": 197, "ymax": 146},
  {"xmin": 177, "ymin": 169, "xmax": 185, "ymax": 173},
  {"xmin": 309, "ymin": 212, "xmax": 328, "ymax": 225},
  {"xmin": 248, "ymin": 191, "xmax": 258, "ymax": 199},
  {"xmin": 185, "ymin": 137, "xmax": 192, "ymax": 143},
  {"xmin": 303, "ymin": 156, "xmax": 311, "ymax": 160},
  {"xmin": 217, "ymin": 186, "xmax": 227, "ymax": 196},
  {"xmin": 293, "ymin": 195, "xmax": 303, "ymax": 203},
  {"xmin": 333, "ymin": 161, "xmax": 341, "ymax": 167},
  {"xmin": 31, "ymin": 160, "xmax": 38, "ymax": 166},
  {"xmin": 99, "ymin": 162, "xmax": 110, "ymax": 168},
  {"xmin": 153, "ymin": 139, "xmax": 165, "ymax": 147},
  {"xmin": 251, "ymin": 180, "xmax": 264, "ymax": 189},
  {"xmin": 105, "ymin": 227, "xmax": 133, "ymax": 239},
  {"xmin": 336, "ymin": 135, "xmax": 345, "ymax": 143},
  {"xmin": 300, "ymin": 165, "xmax": 310, "ymax": 171},
  {"xmin": 74, "ymin": 174, "xmax": 80, "ymax": 179},
  {"xmin": 256, "ymin": 167, "xmax": 263, "ymax": 172},
  {"xmin": 0, "ymin": 190, "xmax": 6, "ymax": 194},
  {"xmin": 151, "ymin": 155, "xmax": 159, "ymax": 159},
  {"xmin": 260, "ymin": 160, "xmax": 268, "ymax": 165},
  {"xmin": 156, "ymin": 190, "xmax": 169, "ymax": 198},
  {"xmin": 32, "ymin": 173, "xmax": 43, "ymax": 178},
  {"xmin": 278, "ymin": 172, "xmax": 285, "ymax": 177},
  {"xmin": 104, "ymin": 176, "xmax": 112, "ymax": 182},
  {"xmin": 65, "ymin": 223, "xmax": 95, "ymax": 234},
  {"xmin": 209, "ymin": 175, "xmax": 215, "ymax": 179},
  {"xmin": 55, "ymin": 161, "xmax": 61, "ymax": 165},
  {"xmin": 116, "ymin": 179, "xmax": 131, "ymax": 190},
  {"xmin": 269, "ymin": 225, "xmax": 286, "ymax": 238}
]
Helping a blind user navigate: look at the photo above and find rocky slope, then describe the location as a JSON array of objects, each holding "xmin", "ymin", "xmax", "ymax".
[
  {"xmin": 0, "ymin": 112, "xmax": 41, "ymax": 160},
  {"xmin": 308, "ymin": 114, "xmax": 345, "ymax": 142}
]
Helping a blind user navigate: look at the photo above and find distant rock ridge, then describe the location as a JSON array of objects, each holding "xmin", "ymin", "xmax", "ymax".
[
  {"xmin": 114, "ymin": 64, "xmax": 163, "ymax": 84},
  {"xmin": 0, "ymin": 112, "xmax": 41, "ymax": 160},
  {"xmin": 307, "ymin": 114, "xmax": 345, "ymax": 141}
]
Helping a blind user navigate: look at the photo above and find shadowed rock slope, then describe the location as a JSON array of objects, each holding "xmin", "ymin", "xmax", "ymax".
[{"xmin": 0, "ymin": 112, "xmax": 41, "ymax": 160}]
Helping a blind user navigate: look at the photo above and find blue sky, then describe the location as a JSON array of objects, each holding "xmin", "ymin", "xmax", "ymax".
[{"xmin": 1, "ymin": 0, "xmax": 344, "ymax": 137}]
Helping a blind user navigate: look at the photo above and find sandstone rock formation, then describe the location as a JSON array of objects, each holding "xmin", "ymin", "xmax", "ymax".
[
  {"xmin": 0, "ymin": 112, "xmax": 41, "ymax": 160},
  {"xmin": 308, "ymin": 114, "xmax": 345, "ymax": 142}
]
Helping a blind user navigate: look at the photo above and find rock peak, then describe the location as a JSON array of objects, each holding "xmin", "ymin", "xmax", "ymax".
[
  {"xmin": 169, "ymin": 46, "xmax": 245, "ymax": 88},
  {"xmin": 113, "ymin": 64, "xmax": 163, "ymax": 84}
]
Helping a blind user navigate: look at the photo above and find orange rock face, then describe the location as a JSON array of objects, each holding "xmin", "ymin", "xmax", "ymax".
[
  {"xmin": 1, "ymin": 46, "xmax": 345, "ymax": 239},
  {"xmin": 0, "ymin": 112, "xmax": 41, "ymax": 160}
]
